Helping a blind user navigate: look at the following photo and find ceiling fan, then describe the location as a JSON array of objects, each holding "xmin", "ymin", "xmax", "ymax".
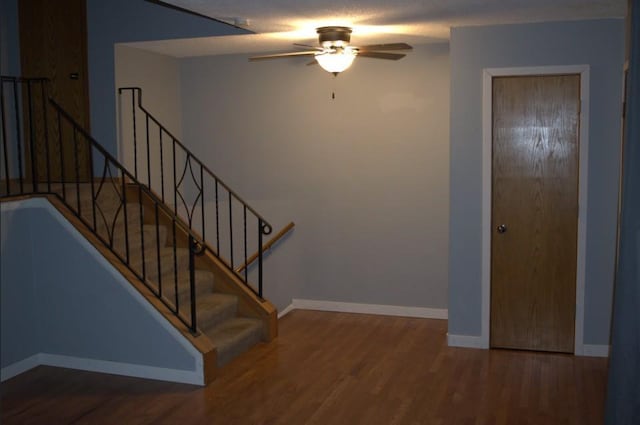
[{"xmin": 249, "ymin": 26, "xmax": 412, "ymax": 75}]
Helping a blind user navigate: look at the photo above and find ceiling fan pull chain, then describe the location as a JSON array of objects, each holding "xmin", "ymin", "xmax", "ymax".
[{"xmin": 331, "ymin": 74, "xmax": 337, "ymax": 100}]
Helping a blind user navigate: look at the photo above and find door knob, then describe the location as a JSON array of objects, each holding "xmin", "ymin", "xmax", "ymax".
[
  {"xmin": 497, "ymin": 224, "xmax": 507, "ymax": 234},
  {"xmin": 69, "ymin": 72, "xmax": 79, "ymax": 80}
]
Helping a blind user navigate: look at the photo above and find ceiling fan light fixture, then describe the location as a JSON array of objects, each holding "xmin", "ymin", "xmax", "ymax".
[{"xmin": 315, "ymin": 49, "xmax": 357, "ymax": 74}]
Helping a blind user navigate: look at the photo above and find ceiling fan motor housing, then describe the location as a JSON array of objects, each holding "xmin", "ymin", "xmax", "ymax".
[{"xmin": 317, "ymin": 26, "xmax": 352, "ymax": 47}]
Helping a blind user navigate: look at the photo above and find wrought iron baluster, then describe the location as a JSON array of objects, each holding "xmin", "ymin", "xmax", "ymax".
[
  {"xmin": 40, "ymin": 82, "xmax": 51, "ymax": 192},
  {"xmin": 73, "ymin": 127, "xmax": 81, "ymax": 215},
  {"xmin": 243, "ymin": 205, "xmax": 248, "ymax": 283},
  {"xmin": 122, "ymin": 173, "xmax": 130, "ymax": 264},
  {"xmin": 189, "ymin": 235, "xmax": 197, "ymax": 334},
  {"xmin": 138, "ymin": 185, "xmax": 146, "ymax": 281},
  {"xmin": 155, "ymin": 203, "xmax": 162, "ymax": 298},
  {"xmin": 215, "ymin": 179, "xmax": 220, "ymax": 253},
  {"xmin": 88, "ymin": 141, "xmax": 97, "ymax": 231},
  {"xmin": 26, "ymin": 80, "xmax": 37, "ymax": 191},
  {"xmin": 56, "ymin": 108, "xmax": 65, "ymax": 199},
  {"xmin": 172, "ymin": 138, "xmax": 177, "ymax": 216},
  {"xmin": 229, "ymin": 192, "xmax": 234, "ymax": 268},
  {"xmin": 131, "ymin": 90, "xmax": 138, "ymax": 179},
  {"xmin": 172, "ymin": 220, "xmax": 179, "ymax": 314},
  {"xmin": 200, "ymin": 164, "xmax": 205, "ymax": 241},
  {"xmin": 258, "ymin": 220, "xmax": 264, "ymax": 297},
  {"xmin": 159, "ymin": 127, "xmax": 165, "ymax": 202},
  {"xmin": 145, "ymin": 114, "xmax": 151, "ymax": 188},
  {"xmin": 1, "ymin": 81, "xmax": 10, "ymax": 195},
  {"xmin": 13, "ymin": 80, "xmax": 23, "ymax": 194}
]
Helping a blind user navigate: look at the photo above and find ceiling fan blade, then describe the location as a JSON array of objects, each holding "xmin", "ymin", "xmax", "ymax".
[
  {"xmin": 357, "ymin": 51, "xmax": 406, "ymax": 60},
  {"xmin": 249, "ymin": 51, "xmax": 318, "ymax": 61},
  {"xmin": 293, "ymin": 43, "xmax": 323, "ymax": 51},
  {"xmin": 357, "ymin": 43, "xmax": 413, "ymax": 52},
  {"xmin": 306, "ymin": 59, "xmax": 318, "ymax": 66}
]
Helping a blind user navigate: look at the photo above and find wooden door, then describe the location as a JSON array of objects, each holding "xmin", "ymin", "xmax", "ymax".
[
  {"xmin": 490, "ymin": 75, "xmax": 580, "ymax": 353},
  {"xmin": 19, "ymin": 0, "xmax": 91, "ymax": 181}
]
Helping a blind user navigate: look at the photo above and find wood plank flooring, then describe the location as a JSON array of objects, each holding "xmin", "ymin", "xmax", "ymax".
[{"xmin": 1, "ymin": 310, "xmax": 608, "ymax": 424}]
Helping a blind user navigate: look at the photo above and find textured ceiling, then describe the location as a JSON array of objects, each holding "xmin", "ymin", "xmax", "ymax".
[{"xmin": 127, "ymin": 0, "xmax": 625, "ymax": 57}]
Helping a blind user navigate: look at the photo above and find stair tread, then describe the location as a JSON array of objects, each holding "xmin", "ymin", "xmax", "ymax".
[
  {"xmin": 197, "ymin": 292, "xmax": 237, "ymax": 309},
  {"xmin": 113, "ymin": 224, "xmax": 166, "ymax": 240},
  {"xmin": 130, "ymin": 246, "xmax": 189, "ymax": 266},
  {"xmin": 181, "ymin": 270, "xmax": 214, "ymax": 289},
  {"xmin": 193, "ymin": 293, "xmax": 237, "ymax": 330},
  {"xmin": 159, "ymin": 270, "xmax": 216, "ymax": 310}
]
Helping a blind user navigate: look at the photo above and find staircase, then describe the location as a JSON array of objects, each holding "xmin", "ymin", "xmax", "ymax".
[{"xmin": 0, "ymin": 77, "xmax": 285, "ymax": 382}]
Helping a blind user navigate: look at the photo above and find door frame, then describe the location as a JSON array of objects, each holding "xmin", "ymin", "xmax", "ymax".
[{"xmin": 481, "ymin": 65, "xmax": 590, "ymax": 355}]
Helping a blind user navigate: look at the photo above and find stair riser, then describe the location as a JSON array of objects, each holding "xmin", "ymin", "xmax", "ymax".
[
  {"xmin": 131, "ymin": 247, "xmax": 189, "ymax": 270},
  {"xmin": 216, "ymin": 326, "xmax": 263, "ymax": 367},
  {"xmin": 112, "ymin": 227, "xmax": 169, "ymax": 256},
  {"xmin": 159, "ymin": 274, "xmax": 214, "ymax": 302},
  {"xmin": 197, "ymin": 302, "xmax": 237, "ymax": 330}
]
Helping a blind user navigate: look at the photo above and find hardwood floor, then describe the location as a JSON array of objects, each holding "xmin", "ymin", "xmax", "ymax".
[{"xmin": 1, "ymin": 310, "xmax": 608, "ymax": 424}]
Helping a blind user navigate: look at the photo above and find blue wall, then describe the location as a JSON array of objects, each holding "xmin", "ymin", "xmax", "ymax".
[
  {"xmin": 0, "ymin": 0, "xmax": 20, "ymax": 75},
  {"xmin": 1, "ymin": 201, "xmax": 197, "ymax": 377},
  {"xmin": 0, "ymin": 209, "xmax": 38, "ymax": 366},
  {"xmin": 606, "ymin": 1, "xmax": 640, "ymax": 421},
  {"xmin": 85, "ymin": 0, "xmax": 246, "ymax": 156},
  {"xmin": 449, "ymin": 19, "xmax": 625, "ymax": 344}
]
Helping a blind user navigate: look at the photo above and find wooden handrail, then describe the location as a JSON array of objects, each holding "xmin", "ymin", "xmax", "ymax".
[{"xmin": 235, "ymin": 222, "xmax": 295, "ymax": 274}]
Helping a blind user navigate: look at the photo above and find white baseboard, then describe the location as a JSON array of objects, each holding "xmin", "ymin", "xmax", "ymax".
[
  {"xmin": 446, "ymin": 337, "xmax": 610, "ymax": 356},
  {"xmin": 1, "ymin": 353, "xmax": 203, "ymax": 385},
  {"xmin": 278, "ymin": 304, "xmax": 295, "ymax": 318},
  {"xmin": 447, "ymin": 333, "xmax": 489, "ymax": 349},
  {"xmin": 581, "ymin": 344, "xmax": 610, "ymax": 357},
  {"xmin": 0, "ymin": 354, "xmax": 41, "ymax": 381},
  {"xmin": 290, "ymin": 298, "xmax": 448, "ymax": 319}
]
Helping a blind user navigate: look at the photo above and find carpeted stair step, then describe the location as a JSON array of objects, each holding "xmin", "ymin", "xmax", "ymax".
[
  {"xmin": 112, "ymin": 224, "xmax": 168, "ymax": 258},
  {"xmin": 108, "ymin": 221, "xmax": 164, "ymax": 262},
  {"xmin": 128, "ymin": 246, "xmax": 190, "ymax": 284},
  {"xmin": 194, "ymin": 293, "xmax": 238, "ymax": 331},
  {"xmin": 58, "ymin": 183, "xmax": 127, "ymax": 214},
  {"xmin": 91, "ymin": 203, "xmax": 146, "ymax": 244},
  {"xmin": 206, "ymin": 317, "xmax": 263, "ymax": 367},
  {"xmin": 176, "ymin": 269, "xmax": 215, "ymax": 299},
  {"xmin": 160, "ymin": 269, "xmax": 215, "ymax": 307}
]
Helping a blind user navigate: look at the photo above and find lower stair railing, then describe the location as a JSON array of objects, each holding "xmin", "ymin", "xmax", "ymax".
[
  {"xmin": 118, "ymin": 87, "xmax": 274, "ymax": 296},
  {"xmin": 0, "ymin": 76, "xmax": 274, "ymax": 334}
]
